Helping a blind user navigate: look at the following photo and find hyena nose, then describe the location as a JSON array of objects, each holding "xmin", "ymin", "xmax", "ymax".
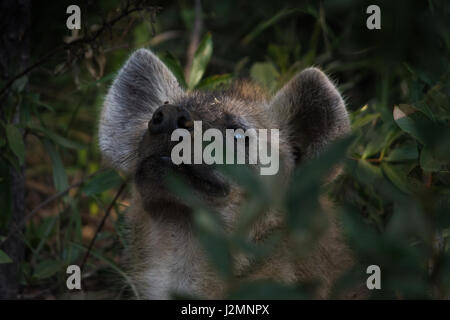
[{"xmin": 148, "ymin": 104, "xmax": 193, "ymax": 134}]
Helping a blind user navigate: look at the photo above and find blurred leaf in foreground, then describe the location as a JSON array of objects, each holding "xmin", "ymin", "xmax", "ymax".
[{"xmin": 83, "ymin": 170, "xmax": 123, "ymax": 196}]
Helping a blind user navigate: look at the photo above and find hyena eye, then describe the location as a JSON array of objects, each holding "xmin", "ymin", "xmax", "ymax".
[
  {"xmin": 234, "ymin": 132, "xmax": 245, "ymax": 140},
  {"xmin": 230, "ymin": 128, "xmax": 249, "ymax": 144},
  {"xmin": 227, "ymin": 124, "xmax": 246, "ymax": 140}
]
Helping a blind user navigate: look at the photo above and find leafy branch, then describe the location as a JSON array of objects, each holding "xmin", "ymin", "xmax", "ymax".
[{"xmin": 0, "ymin": 0, "xmax": 161, "ymax": 99}]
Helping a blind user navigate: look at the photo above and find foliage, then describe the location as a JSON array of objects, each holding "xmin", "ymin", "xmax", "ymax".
[{"xmin": 0, "ymin": 0, "xmax": 449, "ymax": 299}]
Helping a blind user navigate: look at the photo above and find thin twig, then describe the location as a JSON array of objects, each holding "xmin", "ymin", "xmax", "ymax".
[
  {"xmin": 0, "ymin": 171, "xmax": 101, "ymax": 246},
  {"xmin": 2, "ymin": 182, "xmax": 81, "ymax": 244},
  {"xmin": 80, "ymin": 181, "xmax": 127, "ymax": 272}
]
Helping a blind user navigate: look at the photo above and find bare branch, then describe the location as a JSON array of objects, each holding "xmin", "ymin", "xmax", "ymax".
[{"xmin": 80, "ymin": 181, "xmax": 128, "ymax": 272}]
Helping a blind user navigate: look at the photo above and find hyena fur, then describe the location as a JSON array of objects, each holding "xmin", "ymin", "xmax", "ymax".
[{"xmin": 98, "ymin": 48, "xmax": 363, "ymax": 299}]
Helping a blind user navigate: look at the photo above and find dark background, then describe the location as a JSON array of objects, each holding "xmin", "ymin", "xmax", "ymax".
[{"xmin": 0, "ymin": 0, "xmax": 449, "ymax": 299}]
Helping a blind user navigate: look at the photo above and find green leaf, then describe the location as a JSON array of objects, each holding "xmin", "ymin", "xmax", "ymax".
[
  {"xmin": 420, "ymin": 146, "xmax": 448, "ymax": 172},
  {"xmin": 28, "ymin": 124, "xmax": 85, "ymax": 150},
  {"xmin": 62, "ymin": 247, "xmax": 80, "ymax": 266},
  {"xmin": 165, "ymin": 173, "xmax": 204, "ymax": 209},
  {"xmin": 180, "ymin": 7, "xmax": 196, "ymax": 30},
  {"xmin": 351, "ymin": 113, "xmax": 380, "ymax": 130},
  {"xmin": 43, "ymin": 140, "xmax": 69, "ymax": 192},
  {"xmin": 361, "ymin": 125, "xmax": 401, "ymax": 160},
  {"xmin": 5, "ymin": 124, "xmax": 25, "ymax": 165},
  {"xmin": 350, "ymin": 160, "xmax": 405, "ymax": 203},
  {"xmin": 188, "ymin": 33, "xmax": 213, "ymax": 89},
  {"xmin": 286, "ymin": 136, "xmax": 354, "ymax": 241},
  {"xmin": 217, "ymin": 164, "xmax": 266, "ymax": 199},
  {"xmin": 341, "ymin": 207, "xmax": 381, "ymax": 255},
  {"xmin": 33, "ymin": 216, "xmax": 58, "ymax": 260},
  {"xmin": 250, "ymin": 62, "xmax": 279, "ymax": 93},
  {"xmin": 69, "ymin": 242, "xmax": 140, "ymax": 298},
  {"xmin": 193, "ymin": 209, "xmax": 232, "ymax": 279},
  {"xmin": 83, "ymin": 170, "xmax": 123, "ymax": 196},
  {"xmin": 196, "ymin": 74, "xmax": 232, "ymax": 90},
  {"xmin": 384, "ymin": 142, "xmax": 418, "ymax": 162},
  {"xmin": 354, "ymin": 160, "xmax": 384, "ymax": 186},
  {"xmin": 422, "ymin": 85, "xmax": 450, "ymax": 120},
  {"xmin": 362, "ymin": 133, "xmax": 386, "ymax": 159},
  {"xmin": 386, "ymin": 200, "xmax": 428, "ymax": 241},
  {"xmin": 381, "ymin": 163, "xmax": 411, "ymax": 194},
  {"xmin": 40, "ymin": 128, "xmax": 85, "ymax": 150},
  {"xmin": 33, "ymin": 259, "xmax": 63, "ymax": 280},
  {"xmin": 242, "ymin": 8, "xmax": 307, "ymax": 45},
  {"xmin": 161, "ymin": 52, "xmax": 187, "ymax": 88},
  {"xmin": 393, "ymin": 104, "xmax": 432, "ymax": 144},
  {"xmin": 28, "ymin": 93, "xmax": 55, "ymax": 112},
  {"xmin": 0, "ymin": 249, "xmax": 13, "ymax": 264}
]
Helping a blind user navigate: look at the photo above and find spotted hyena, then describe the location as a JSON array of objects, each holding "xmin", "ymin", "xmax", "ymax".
[{"xmin": 98, "ymin": 48, "xmax": 362, "ymax": 299}]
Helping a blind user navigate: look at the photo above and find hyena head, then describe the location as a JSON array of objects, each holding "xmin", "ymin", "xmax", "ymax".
[{"xmin": 99, "ymin": 48, "xmax": 350, "ymax": 216}]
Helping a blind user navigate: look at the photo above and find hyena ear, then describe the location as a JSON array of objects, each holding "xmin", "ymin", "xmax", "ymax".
[
  {"xmin": 268, "ymin": 67, "xmax": 350, "ymax": 164},
  {"xmin": 99, "ymin": 49, "xmax": 184, "ymax": 172}
]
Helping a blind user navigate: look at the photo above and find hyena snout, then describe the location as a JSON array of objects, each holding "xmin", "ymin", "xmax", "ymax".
[{"xmin": 148, "ymin": 104, "xmax": 193, "ymax": 135}]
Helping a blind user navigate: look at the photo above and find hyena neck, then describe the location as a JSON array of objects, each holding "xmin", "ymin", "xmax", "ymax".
[
  {"xmin": 127, "ymin": 192, "xmax": 222, "ymax": 299},
  {"xmin": 143, "ymin": 199, "xmax": 193, "ymax": 220}
]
